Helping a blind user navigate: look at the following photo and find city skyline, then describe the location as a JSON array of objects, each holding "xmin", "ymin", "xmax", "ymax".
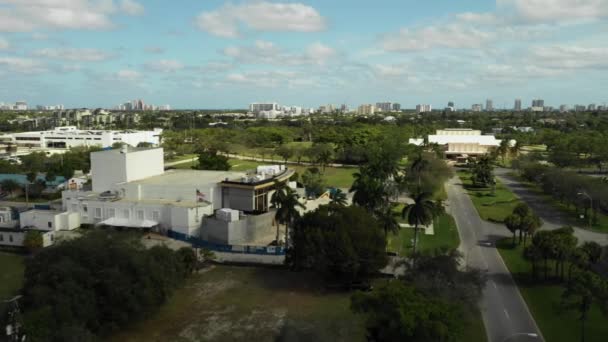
[{"xmin": 1, "ymin": 0, "xmax": 607, "ymax": 108}]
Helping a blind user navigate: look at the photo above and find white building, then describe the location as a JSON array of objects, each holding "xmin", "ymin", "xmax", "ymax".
[
  {"xmin": 0, "ymin": 207, "xmax": 80, "ymax": 248},
  {"xmin": 471, "ymin": 104, "xmax": 483, "ymax": 112},
  {"xmin": 410, "ymin": 128, "xmax": 502, "ymax": 159},
  {"xmin": 357, "ymin": 104, "xmax": 376, "ymax": 115},
  {"xmin": 416, "ymin": 104, "xmax": 432, "ymax": 113},
  {"xmin": 376, "ymin": 102, "xmax": 393, "ymax": 112},
  {"xmin": 249, "ymin": 102, "xmax": 280, "ymax": 114},
  {"xmin": 8, "ymin": 126, "xmax": 162, "ymax": 149},
  {"xmin": 62, "ymin": 147, "xmax": 295, "ymax": 245}
]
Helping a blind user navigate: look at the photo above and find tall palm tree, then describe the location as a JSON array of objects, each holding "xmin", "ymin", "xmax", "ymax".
[
  {"xmin": 409, "ymin": 154, "xmax": 429, "ymax": 192},
  {"xmin": 271, "ymin": 183, "xmax": 304, "ymax": 246},
  {"xmin": 349, "ymin": 169, "xmax": 385, "ymax": 212},
  {"xmin": 401, "ymin": 192, "xmax": 437, "ymax": 257},
  {"xmin": 330, "ymin": 188, "xmax": 348, "ymax": 206}
]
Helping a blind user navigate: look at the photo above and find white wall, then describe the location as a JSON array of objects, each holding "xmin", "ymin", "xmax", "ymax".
[
  {"xmin": 0, "ymin": 231, "xmax": 24, "ymax": 246},
  {"xmin": 91, "ymin": 148, "xmax": 164, "ymax": 193},
  {"xmin": 20, "ymin": 210, "xmax": 58, "ymax": 231}
]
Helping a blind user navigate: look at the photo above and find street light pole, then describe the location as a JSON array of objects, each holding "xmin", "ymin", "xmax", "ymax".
[{"xmin": 577, "ymin": 191, "xmax": 592, "ymax": 227}]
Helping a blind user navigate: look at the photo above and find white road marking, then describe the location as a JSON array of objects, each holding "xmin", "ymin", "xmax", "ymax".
[{"xmin": 504, "ymin": 309, "xmax": 510, "ymax": 320}]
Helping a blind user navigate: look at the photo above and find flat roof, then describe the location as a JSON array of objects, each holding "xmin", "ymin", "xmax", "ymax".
[
  {"xmin": 129, "ymin": 169, "xmax": 247, "ymax": 187},
  {"xmin": 70, "ymin": 190, "xmax": 212, "ymax": 208},
  {"xmin": 428, "ymin": 135, "xmax": 501, "ymax": 146}
]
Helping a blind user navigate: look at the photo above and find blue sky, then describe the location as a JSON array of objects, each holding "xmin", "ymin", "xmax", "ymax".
[{"xmin": 0, "ymin": 0, "xmax": 607, "ymax": 109}]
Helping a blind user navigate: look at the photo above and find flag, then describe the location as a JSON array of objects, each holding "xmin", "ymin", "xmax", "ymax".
[{"xmin": 196, "ymin": 189, "xmax": 205, "ymax": 202}]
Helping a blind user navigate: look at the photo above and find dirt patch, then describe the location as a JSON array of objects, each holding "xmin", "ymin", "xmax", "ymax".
[{"xmin": 178, "ymin": 307, "xmax": 287, "ymax": 342}]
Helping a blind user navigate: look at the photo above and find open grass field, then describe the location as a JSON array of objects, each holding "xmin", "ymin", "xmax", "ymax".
[
  {"xmin": 0, "ymin": 252, "xmax": 24, "ymax": 300},
  {"xmin": 111, "ymin": 264, "xmax": 485, "ymax": 342},
  {"xmin": 388, "ymin": 204, "xmax": 460, "ymax": 255},
  {"xmin": 457, "ymin": 170, "xmax": 521, "ymax": 223},
  {"xmin": 496, "ymin": 239, "xmax": 608, "ymax": 342},
  {"xmin": 0, "ymin": 252, "xmax": 25, "ymax": 317},
  {"xmin": 507, "ymin": 173, "xmax": 608, "ymax": 233},
  {"xmin": 111, "ymin": 265, "xmax": 366, "ymax": 342}
]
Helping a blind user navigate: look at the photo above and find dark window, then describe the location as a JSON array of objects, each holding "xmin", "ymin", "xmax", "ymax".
[
  {"xmin": 48, "ymin": 222, "xmax": 52, "ymax": 228},
  {"xmin": 9, "ymin": 235, "xmax": 13, "ymax": 242},
  {"xmin": 0, "ymin": 234, "xmax": 3, "ymax": 241}
]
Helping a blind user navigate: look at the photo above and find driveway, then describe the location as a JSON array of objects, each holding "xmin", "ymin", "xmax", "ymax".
[{"xmin": 494, "ymin": 168, "xmax": 608, "ymax": 246}]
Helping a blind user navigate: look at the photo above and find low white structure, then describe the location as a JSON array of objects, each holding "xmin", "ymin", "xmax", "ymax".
[
  {"xmin": 8, "ymin": 126, "xmax": 162, "ymax": 149},
  {"xmin": 410, "ymin": 128, "xmax": 502, "ymax": 159},
  {"xmin": 20, "ymin": 210, "xmax": 80, "ymax": 231}
]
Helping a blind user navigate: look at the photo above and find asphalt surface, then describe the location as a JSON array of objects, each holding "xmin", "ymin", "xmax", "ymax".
[
  {"xmin": 494, "ymin": 168, "xmax": 608, "ymax": 246},
  {"xmin": 446, "ymin": 176, "xmax": 543, "ymax": 342}
]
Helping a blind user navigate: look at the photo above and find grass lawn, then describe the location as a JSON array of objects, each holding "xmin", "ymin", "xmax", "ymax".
[
  {"xmin": 172, "ymin": 157, "xmax": 357, "ymax": 189},
  {"xmin": 0, "ymin": 252, "xmax": 25, "ymax": 316},
  {"xmin": 387, "ymin": 206, "xmax": 460, "ymax": 255},
  {"xmin": 496, "ymin": 239, "xmax": 608, "ymax": 342},
  {"xmin": 111, "ymin": 265, "xmax": 366, "ymax": 342},
  {"xmin": 457, "ymin": 170, "xmax": 522, "ymax": 223}
]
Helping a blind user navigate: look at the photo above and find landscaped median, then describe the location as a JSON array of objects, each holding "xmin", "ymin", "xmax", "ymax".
[
  {"xmin": 496, "ymin": 238, "xmax": 608, "ymax": 342},
  {"xmin": 457, "ymin": 169, "xmax": 522, "ymax": 223}
]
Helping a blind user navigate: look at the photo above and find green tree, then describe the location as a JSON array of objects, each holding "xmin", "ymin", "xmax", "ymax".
[
  {"xmin": 23, "ymin": 230, "xmax": 43, "ymax": 252},
  {"xmin": 401, "ymin": 192, "xmax": 438, "ymax": 257},
  {"xmin": 275, "ymin": 145, "xmax": 294, "ymax": 164},
  {"xmin": 271, "ymin": 183, "xmax": 304, "ymax": 246},
  {"xmin": 562, "ymin": 270, "xmax": 608, "ymax": 342},
  {"xmin": 193, "ymin": 151, "xmax": 231, "ymax": 171},
  {"xmin": 288, "ymin": 205, "xmax": 387, "ymax": 284},
  {"xmin": 301, "ymin": 168, "xmax": 326, "ymax": 198},
  {"xmin": 505, "ymin": 214, "xmax": 521, "ymax": 247},
  {"xmin": 1, "ymin": 179, "xmax": 21, "ymax": 196},
  {"xmin": 351, "ymin": 281, "xmax": 464, "ymax": 342},
  {"xmin": 329, "ymin": 188, "xmax": 348, "ymax": 207}
]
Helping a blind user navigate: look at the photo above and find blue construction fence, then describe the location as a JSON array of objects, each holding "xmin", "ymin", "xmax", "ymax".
[{"xmin": 167, "ymin": 230, "xmax": 286, "ymax": 256}]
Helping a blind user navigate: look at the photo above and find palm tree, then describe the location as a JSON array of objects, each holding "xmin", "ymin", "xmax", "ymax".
[
  {"xmin": 0, "ymin": 179, "xmax": 21, "ymax": 197},
  {"xmin": 349, "ymin": 170, "xmax": 385, "ymax": 212},
  {"xmin": 505, "ymin": 214, "xmax": 521, "ymax": 246},
  {"xmin": 510, "ymin": 140, "xmax": 522, "ymax": 158},
  {"xmin": 401, "ymin": 192, "xmax": 437, "ymax": 257},
  {"xmin": 271, "ymin": 183, "xmax": 304, "ymax": 246},
  {"xmin": 409, "ymin": 154, "xmax": 429, "ymax": 192},
  {"xmin": 330, "ymin": 188, "xmax": 348, "ymax": 206},
  {"xmin": 376, "ymin": 204, "xmax": 400, "ymax": 239},
  {"xmin": 498, "ymin": 139, "xmax": 510, "ymax": 165}
]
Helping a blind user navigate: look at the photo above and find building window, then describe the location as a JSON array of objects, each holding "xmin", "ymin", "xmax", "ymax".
[
  {"xmin": 108, "ymin": 208, "xmax": 116, "ymax": 218},
  {"xmin": 82, "ymin": 204, "xmax": 88, "ymax": 213},
  {"xmin": 0, "ymin": 234, "xmax": 3, "ymax": 241},
  {"xmin": 95, "ymin": 208, "xmax": 102, "ymax": 218},
  {"xmin": 137, "ymin": 210, "xmax": 144, "ymax": 220},
  {"xmin": 9, "ymin": 235, "xmax": 13, "ymax": 242},
  {"xmin": 152, "ymin": 211, "xmax": 160, "ymax": 221},
  {"xmin": 48, "ymin": 222, "xmax": 52, "ymax": 228},
  {"xmin": 123, "ymin": 209, "xmax": 130, "ymax": 219}
]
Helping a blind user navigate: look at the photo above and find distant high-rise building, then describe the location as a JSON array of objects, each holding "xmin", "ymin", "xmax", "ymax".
[
  {"xmin": 415, "ymin": 104, "xmax": 432, "ymax": 113},
  {"xmin": 486, "ymin": 99, "xmax": 493, "ymax": 111},
  {"xmin": 531, "ymin": 99, "xmax": 544, "ymax": 108},
  {"xmin": 357, "ymin": 104, "xmax": 376, "ymax": 115},
  {"xmin": 588, "ymin": 104, "xmax": 596, "ymax": 111},
  {"xmin": 249, "ymin": 102, "xmax": 279, "ymax": 113},
  {"xmin": 514, "ymin": 99, "xmax": 522, "ymax": 111},
  {"xmin": 445, "ymin": 101, "xmax": 455, "ymax": 112},
  {"xmin": 471, "ymin": 104, "xmax": 482, "ymax": 112},
  {"xmin": 559, "ymin": 105, "xmax": 568, "ymax": 113},
  {"xmin": 137, "ymin": 99, "xmax": 145, "ymax": 111},
  {"xmin": 392, "ymin": 103, "xmax": 401, "ymax": 111},
  {"xmin": 376, "ymin": 102, "xmax": 393, "ymax": 112},
  {"xmin": 340, "ymin": 104, "xmax": 348, "ymax": 113}
]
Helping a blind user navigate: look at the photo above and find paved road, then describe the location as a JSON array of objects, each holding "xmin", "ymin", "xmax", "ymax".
[
  {"xmin": 446, "ymin": 176, "xmax": 543, "ymax": 342},
  {"xmin": 494, "ymin": 168, "xmax": 608, "ymax": 246}
]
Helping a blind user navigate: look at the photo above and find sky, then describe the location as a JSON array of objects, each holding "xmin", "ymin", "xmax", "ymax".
[{"xmin": 0, "ymin": 0, "xmax": 607, "ymax": 109}]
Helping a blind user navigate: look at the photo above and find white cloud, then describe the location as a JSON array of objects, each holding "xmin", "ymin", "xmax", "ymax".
[
  {"xmin": 226, "ymin": 70, "xmax": 299, "ymax": 87},
  {"xmin": 144, "ymin": 59, "xmax": 184, "ymax": 73},
  {"xmin": 0, "ymin": 37, "xmax": 9, "ymax": 50},
  {"xmin": 115, "ymin": 69, "xmax": 141, "ymax": 81},
  {"xmin": 382, "ymin": 25, "xmax": 493, "ymax": 52},
  {"xmin": 144, "ymin": 46, "xmax": 165, "ymax": 54},
  {"xmin": 120, "ymin": 0, "xmax": 144, "ymax": 16},
  {"xmin": 196, "ymin": 2, "xmax": 326, "ymax": 38},
  {"xmin": 0, "ymin": 57, "xmax": 46, "ymax": 74},
  {"xmin": 33, "ymin": 48, "xmax": 113, "ymax": 61},
  {"xmin": 498, "ymin": 0, "xmax": 608, "ymax": 22},
  {"xmin": 222, "ymin": 40, "xmax": 336, "ymax": 66},
  {"xmin": 528, "ymin": 45, "xmax": 608, "ymax": 69},
  {"xmin": 0, "ymin": 0, "xmax": 143, "ymax": 32}
]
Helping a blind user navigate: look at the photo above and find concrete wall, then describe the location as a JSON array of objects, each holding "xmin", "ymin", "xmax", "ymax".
[
  {"xmin": 20, "ymin": 210, "xmax": 58, "ymax": 231},
  {"xmin": 0, "ymin": 231, "xmax": 24, "ymax": 246},
  {"xmin": 201, "ymin": 211, "xmax": 274, "ymax": 245},
  {"xmin": 91, "ymin": 148, "xmax": 164, "ymax": 193}
]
